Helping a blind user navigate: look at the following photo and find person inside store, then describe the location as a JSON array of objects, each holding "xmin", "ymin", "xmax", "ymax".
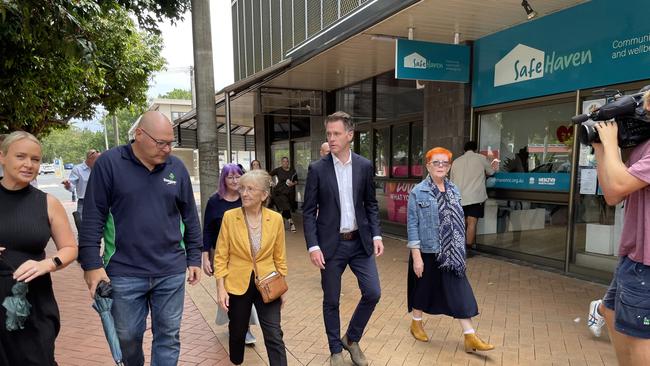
[
  {"xmin": 0, "ymin": 131, "xmax": 78, "ymax": 365},
  {"xmin": 214, "ymin": 169, "xmax": 288, "ymax": 366},
  {"xmin": 202, "ymin": 163, "xmax": 258, "ymax": 345},
  {"xmin": 251, "ymin": 159, "xmax": 263, "ymax": 170},
  {"xmin": 270, "ymin": 157, "xmax": 298, "ymax": 233},
  {"xmin": 406, "ymin": 146, "xmax": 494, "ymax": 353},
  {"xmin": 587, "ymin": 91, "xmax": 650, "ymax": 364}
]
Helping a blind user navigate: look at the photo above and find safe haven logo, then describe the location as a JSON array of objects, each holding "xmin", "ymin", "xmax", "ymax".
[
  {"xmin": 403, "ymin": 52, "xmax": 443, "ymax": 70},
  {"xmin": 494, "ymin": 44, "xmax": 592, "ymax": 87}
]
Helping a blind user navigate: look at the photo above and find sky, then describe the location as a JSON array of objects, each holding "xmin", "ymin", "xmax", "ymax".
[{"xmin": 76, "ymin": 0, "xmax": 234, "ymax": 131}]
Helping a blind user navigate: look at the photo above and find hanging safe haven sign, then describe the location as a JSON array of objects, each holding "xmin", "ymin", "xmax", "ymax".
[{"xmin": 395, "ymin": 39, "xmax": 470, "ymax": 83}]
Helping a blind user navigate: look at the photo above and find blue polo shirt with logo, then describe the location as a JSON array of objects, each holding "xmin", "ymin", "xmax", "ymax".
[{"xmin": 78, "ymin": 144, "xmax": 202, "ymax": 277}]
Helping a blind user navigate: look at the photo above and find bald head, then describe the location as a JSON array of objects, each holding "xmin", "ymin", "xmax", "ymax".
[
  {"xmin": 138, "ymin": 111, "xmax": 173, "ymax": 131},
  {"xmin": 132, "ymin": 111, "xmax": 175, "ymax": 169},
  {"xmin": 319, "ymin": 142, "xmax": 330, "ymax": 157}
]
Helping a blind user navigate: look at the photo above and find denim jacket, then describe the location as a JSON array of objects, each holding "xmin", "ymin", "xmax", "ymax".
[{"xmin": 406, "ymin": 178, "xmax": 462, "ymax": 253}]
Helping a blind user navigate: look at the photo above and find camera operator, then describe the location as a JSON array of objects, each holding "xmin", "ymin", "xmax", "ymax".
[{"xmin": 591, "ymin": 91, "xmax": 650, "ymax": 364}]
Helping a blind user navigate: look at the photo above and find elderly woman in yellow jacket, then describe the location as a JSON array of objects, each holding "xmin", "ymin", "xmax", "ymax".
[{"xmin": 214, "ymin": 169, "xmax": 288, "ymax": 366}]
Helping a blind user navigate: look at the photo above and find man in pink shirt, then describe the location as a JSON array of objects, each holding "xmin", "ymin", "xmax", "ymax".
[{"xmin": 590, "ymin": 92, "xmax": 650, "ymax": 365}]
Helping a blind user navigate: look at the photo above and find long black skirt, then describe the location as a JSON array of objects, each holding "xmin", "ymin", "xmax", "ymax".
[
  {"xmin": 407, "ymin": 252, "xmax": 479, "ymax": 319},
  {"xmin": 0, "ymin": 274, "xmax": 60, "ymax": 366}
]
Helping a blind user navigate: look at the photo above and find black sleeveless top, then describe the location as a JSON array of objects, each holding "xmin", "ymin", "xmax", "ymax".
[{"xmin": 0, "ymin": 184, "xmax": 51, "ymax": 275}]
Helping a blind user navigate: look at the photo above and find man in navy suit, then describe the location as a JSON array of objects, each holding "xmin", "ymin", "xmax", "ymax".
[{"xmin": 303, "ymin": 111, "xmax": 383, "ymax": 366}]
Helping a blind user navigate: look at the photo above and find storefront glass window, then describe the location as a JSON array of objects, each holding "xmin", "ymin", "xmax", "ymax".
[
  {"xmin": 479, "ymin": 102, "xmax": 575, "ymax": 192},
  {"xmin": 267, "ymin": 115, "xmax": 290, "ymax": 141},
  {"xmin": 270, "ymin": 143, "xmax": 289, "ymax": 171},
  {"xmin": 374, "ymin": 128, "xmax": 389, "ymax": 177},
  {"xmin": 477, "ymin": 198, "xmax": 568, "ymax": 263},
  {"xmin": 358, "ymin": 130, "xmax": 371, "ymax": 160},
  {"xmin": 335, "ymin": 79, "xmax": 372, "ymax": 123},
  {"xmin": 291, "ymin": 116, "xmax": 310, "ymax": 139},
  {"xmin": 391, "ymin": 124, "xmax": 409, "ymax": 177},
  {"xmin": 376, "ymin": 72, "xmax": 423, "ymax": 121},
  {"xmin": 292, "ymin": 141, "xmax": 310, "ymax": 203},
  {"xmin": 411, "ymin": 124, "xmax": 423, "ymax": 177}
]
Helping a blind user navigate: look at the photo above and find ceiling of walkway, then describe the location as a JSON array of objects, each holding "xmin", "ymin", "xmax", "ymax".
[{"xmin": 264, "ymin": 0, "xmax": 589, "ymax": 91}]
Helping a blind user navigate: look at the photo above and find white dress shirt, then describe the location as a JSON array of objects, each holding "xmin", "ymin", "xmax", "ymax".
[
  {"xmin": 308, "ymin": 150, "xmax": 381, "ymax": 253},
  {"xmin": 333, "ymin": 151, "xmax": 357, "ymax": 233}
]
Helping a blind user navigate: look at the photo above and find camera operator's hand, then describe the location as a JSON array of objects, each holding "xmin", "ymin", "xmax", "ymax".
[{"xmin": 594, "ymin": 121, "xmax": 619, "ymax": 148}]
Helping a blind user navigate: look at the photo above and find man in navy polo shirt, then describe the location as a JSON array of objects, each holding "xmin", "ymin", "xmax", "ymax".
[{"xmin": 79, "ymin": 111, "xmax": 202, "ymax": 366}]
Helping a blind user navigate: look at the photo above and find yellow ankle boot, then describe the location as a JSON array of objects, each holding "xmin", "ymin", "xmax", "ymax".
[
  {"xmin": 464, "ymin": 333, "xmax": 494, "ymax": 353},
  {"xmin": 410, "ymin": 320, "xmax": 429, "ymax": 342}
]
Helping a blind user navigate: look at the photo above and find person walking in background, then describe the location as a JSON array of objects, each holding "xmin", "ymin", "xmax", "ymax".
[
  {"xmin": 450, "ymin": 141, "xmax": 497, "ymax": 255},
  {"xmin": 79, "ymin": 111, "xmax": 202, "ymax": 366},
  {"xmin": 250, "ymin": 159, "xmax": 262, "ymax": 170},
  {"xmin": 61, "ymin": 149, "xmax": 99, "ymax": 219},
  {"xmin": 0, "ymin": 131, "xmax": 78, "ymax": 365},
  {"xmin": 270, "ymin": 157, "xmax": 298, "ymax": 233},
  {"xmin": 202, "ymin": 163, "xmax": 258, "ymax": 345},
  {"xmin": 320, "ymin": 142, "xmax": 330, "ymax": 157},
  {"xmin": 303, "ymin": 111, "xmax": 383, "ymax": 366},
  {"xmin": 407, "ymin": 147, "xmax": 494, "ymax": 353},
  {"xmin": 214, "ymin": 169, "xmax": 288, "ymax": 365}
]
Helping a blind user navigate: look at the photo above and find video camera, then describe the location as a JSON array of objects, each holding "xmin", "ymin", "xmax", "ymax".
[{"xmin": 572, "ymin": 85, "xmax": 650, "ymax": 148}]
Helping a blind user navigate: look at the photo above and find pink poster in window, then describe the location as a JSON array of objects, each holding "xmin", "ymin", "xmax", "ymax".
[{"xmin": 385, "ymin": 182, "xmax": 416, "ymax": 224}]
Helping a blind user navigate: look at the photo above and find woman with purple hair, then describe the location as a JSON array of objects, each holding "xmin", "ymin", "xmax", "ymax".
[{"xmin": 202, "ymin": 163, "xmax": 259, "ymax": 345}]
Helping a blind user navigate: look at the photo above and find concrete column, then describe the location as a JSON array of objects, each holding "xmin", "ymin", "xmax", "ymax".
[
  {"xmin": 192, "ymin": 0, "xmax": 218, "ymax": 217},
  {"xmin": 422, "ymin": 81, "xmax": 472, "ymax": 157}
]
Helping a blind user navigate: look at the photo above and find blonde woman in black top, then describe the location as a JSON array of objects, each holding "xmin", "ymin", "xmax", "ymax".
[{"xmin": 0, "ymin": 131, "xmax": 78, "ymax": 365}]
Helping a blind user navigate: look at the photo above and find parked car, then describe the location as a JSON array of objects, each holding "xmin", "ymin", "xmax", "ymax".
[
  {"xmin": 64, "ymin": 163, "xmax": 74, "ymax": 170},
  {"xmin": 39, "ymin": 163, "xmax": 56, "ymax": 175}
]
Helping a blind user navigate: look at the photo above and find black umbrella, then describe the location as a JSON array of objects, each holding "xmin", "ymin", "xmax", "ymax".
[{"xmin": 92, "ymin": 280, "xmax": 124, "ymax": 366}]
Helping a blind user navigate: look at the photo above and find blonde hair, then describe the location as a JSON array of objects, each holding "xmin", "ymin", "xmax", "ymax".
[
  {"xmin": 239, "ymin": 169, "xmax": 272, "ymax": 194},
  {"xmin": 0, "ymin": 131, "xmax": 41, "ymax": 155}
]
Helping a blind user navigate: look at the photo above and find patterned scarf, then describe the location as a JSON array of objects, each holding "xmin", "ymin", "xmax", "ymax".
[{"xmin": 429, "ymin": 178, "xmax": 467, "ymax": 277}]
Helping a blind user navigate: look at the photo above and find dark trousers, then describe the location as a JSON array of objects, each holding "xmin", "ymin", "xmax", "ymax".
[
  {"xmin": 228, "ymin": 273, "xmax": 287, "ymax": 365},
  {"xmin": 321, "ymin": 238, "xmax": 381, "ymax": 354}
]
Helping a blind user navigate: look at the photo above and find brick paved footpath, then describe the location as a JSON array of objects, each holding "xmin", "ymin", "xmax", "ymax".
[{"xmin": 51, "ymin": 202, "xmax": 617, "ymax": 365}]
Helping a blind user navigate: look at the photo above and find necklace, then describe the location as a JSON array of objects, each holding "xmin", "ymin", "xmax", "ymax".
[{"xmin": 245, "ymin": 211, "xmax": 262, "ymax": 229}]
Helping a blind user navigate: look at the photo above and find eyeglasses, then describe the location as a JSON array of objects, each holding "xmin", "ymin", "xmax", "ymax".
[
  {"xmin": 225, "ymin": 175, "xmax": 241, "ymax": 181},
  {"xmin": 429, "ymin": 160, "xmax": 450, "ymax": 167},
  {"xmin": 140, "ymin": 129, "xmax": 177, "ymax": 150},
  {"xmin": 237, "ymin": 186, "xmax": 264, "ymax": 194}
]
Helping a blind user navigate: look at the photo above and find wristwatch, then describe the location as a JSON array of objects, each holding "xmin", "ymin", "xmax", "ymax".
[{"xmin": 52, "ymin": 256, "xmax": 63, "ymax": 268}]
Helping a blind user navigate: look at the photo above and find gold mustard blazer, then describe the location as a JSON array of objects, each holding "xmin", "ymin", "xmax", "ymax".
[{"xmin": 214, "ymin": 207, "xmax": 288, "ymax": 295}]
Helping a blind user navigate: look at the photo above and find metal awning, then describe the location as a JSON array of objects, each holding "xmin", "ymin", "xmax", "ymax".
[{"xmin": 262, "ymin": 0, "xmax": 588, "ymax": 91}]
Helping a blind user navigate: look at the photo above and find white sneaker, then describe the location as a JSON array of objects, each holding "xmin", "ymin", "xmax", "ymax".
[
  {"xmin": 245, "ymin": 329, "xmax": 256, "ymax": 345},
  {"xmin": 587, "ymin": 299, "xmax": 605, "ymax": 337}
]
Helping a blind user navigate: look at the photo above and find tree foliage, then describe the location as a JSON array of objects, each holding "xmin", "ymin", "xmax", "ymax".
[
  {"xmin": 0, "ymin": 0, "xmax": 181, "ymax": 137},
  {"xmin": 159, "ymin": 88, "xmax": 193, "ymax": 100},
  {"xmin": 40, "ymin": 126, "xmax": 104, "ymax": 164}
]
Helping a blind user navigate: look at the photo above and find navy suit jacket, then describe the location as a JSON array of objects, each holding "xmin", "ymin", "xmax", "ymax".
[{"xmin": 302, "ymin": 152, "xmax": 382, "ymax": 260}]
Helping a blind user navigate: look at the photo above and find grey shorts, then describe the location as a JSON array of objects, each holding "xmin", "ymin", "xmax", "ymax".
[{"xmin": 603, "ymin": 256, "xmax": 650, "ymax": 339}]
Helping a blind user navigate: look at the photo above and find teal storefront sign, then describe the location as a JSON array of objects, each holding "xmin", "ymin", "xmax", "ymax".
[
  {"xmin": 472, "ymin": 0, "xmax": 650, "ymax": 107},
  {"xmin": 486, "ymin": 173, "xmax": 570, "ymax": 192},
  {"xmin": 395, "ymin": 39, "xmax": 470, "ymax": 83}
]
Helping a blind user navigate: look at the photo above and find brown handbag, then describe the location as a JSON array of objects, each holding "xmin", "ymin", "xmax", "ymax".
[{"xmin": 244, "ymin": 209, "xmax": 288, "ymax": 303}]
